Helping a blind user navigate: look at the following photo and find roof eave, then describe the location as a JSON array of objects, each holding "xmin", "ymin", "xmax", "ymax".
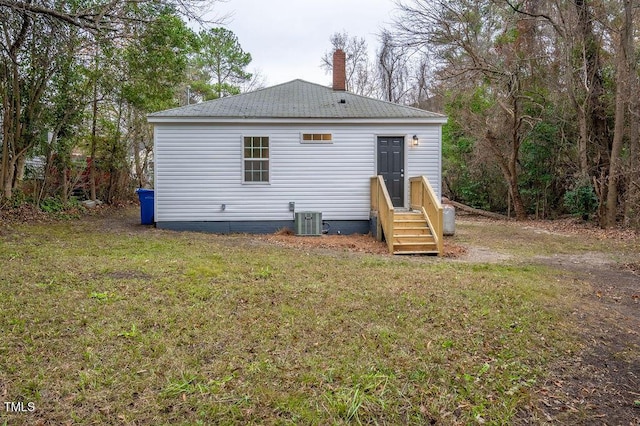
[{"xmin": 147, "ymin": 116, "xmax": 448, "ymax": 125}]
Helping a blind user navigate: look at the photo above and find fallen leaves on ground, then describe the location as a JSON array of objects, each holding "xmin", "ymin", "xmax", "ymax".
[{"xmin": 259, "ymin": 233, "xmax": 467, "ymax": 257}]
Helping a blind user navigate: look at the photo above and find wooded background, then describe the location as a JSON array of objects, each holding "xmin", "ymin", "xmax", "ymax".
[{"xmin": 1, "ymin": 0, "xmax": 638, "ymax": 229}]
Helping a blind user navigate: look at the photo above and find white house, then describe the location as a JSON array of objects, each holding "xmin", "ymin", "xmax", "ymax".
[{"xmin": 148, "ymin": 50, "xmax": 447, "ymax": 252}]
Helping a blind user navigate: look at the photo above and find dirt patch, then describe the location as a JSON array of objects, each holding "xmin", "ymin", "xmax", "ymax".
[
  {"xmin": 454, "ymin": 245, "xmax": 512, "ymax": 263},
  {"xmin": 95, "ymin": 203, "xmax": 151, "ymax": 234},
  {"xmin": 534, "ymin": 252, "xmax": 618, "ymax": 269},
  {"xmin": 521, "ymin": 255, "xmax": 640, "ymax": 425},
  {"xmin": 453, "ymin": 214, "xmax": 640, "ymax": 424}
]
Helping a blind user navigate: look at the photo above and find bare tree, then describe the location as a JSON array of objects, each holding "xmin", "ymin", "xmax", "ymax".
[
  {"xmin": 604, "ymin": 0, "xmax": 635, "ymax": 227},
  {"xmin": 503, "ymin": 0, "xmax": 639, "ymax": 228},
  {"xmin": 377, "ymin": 30, "xmax": 412, "ymax": 104},
  {"xmin": 572, "ymin": 0, "xmax": 609, "ymax": 178},
  {"xmin": 396, "ymin": 0, "xmax": 549, "ymax": 220},
  {"xmin": 625, "ymin": 12, "xmax": 640, "ymax": 227},
  {"xmin": 239, "ymin": 69, "xmax": 267, "ymax": 93},
  {"xmin": 321, "ymin": 32, "xmax": 376, "ymax": 96},
  {"xmin": 407, "ymin": 55, "xmax": 441, "ymax": 111}
]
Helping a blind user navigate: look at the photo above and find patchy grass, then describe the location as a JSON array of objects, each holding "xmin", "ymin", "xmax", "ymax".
[{"xmin": 0, "ymin": 217, "xmax": 582, "ymax": 424}]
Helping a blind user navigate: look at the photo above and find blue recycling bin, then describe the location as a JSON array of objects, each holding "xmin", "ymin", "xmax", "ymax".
[{"xmin": 136, "ymin": 188, "xmax": 154, "ymax": 225}]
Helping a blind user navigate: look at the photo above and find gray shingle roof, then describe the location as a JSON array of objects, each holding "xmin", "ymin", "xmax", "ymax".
[{"xmin": 149, "ymin": 79, "xmax": 445, "ymax": 120}]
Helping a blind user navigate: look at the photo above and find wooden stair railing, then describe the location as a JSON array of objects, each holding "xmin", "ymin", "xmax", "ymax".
[
  {"xmin": 370, "ymin": 176, "xmax": 394, "ymax": 253},
  {"xmin": 409, "ymin": 176, "xmax": 443, "ymax": 256},
  {"xmin": 371, "ymin": 175, "xmax": 443, "ymax": 255}
]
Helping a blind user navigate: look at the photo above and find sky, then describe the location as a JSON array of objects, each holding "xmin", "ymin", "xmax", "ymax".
[{"xmin": 208, "ymin": 0, "xmax": 400, "ymax": 87}]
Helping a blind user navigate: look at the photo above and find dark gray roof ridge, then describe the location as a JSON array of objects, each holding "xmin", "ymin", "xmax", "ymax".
[
  {"xmin": 149, "ymin": 79, "xmax": 445, "ymax": 120},
  {"xmin": 149, "ymin": 79, "xmax": 305, "ymax": 116}
]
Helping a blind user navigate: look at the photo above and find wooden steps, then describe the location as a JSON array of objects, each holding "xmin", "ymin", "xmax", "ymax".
[
  {"xmin": 371, "ymin": 175, "xmax": 443, "ymax": 256},
  {"xmin": 392, "ymin": 211, "xmax": 438, "ymax": 255}
]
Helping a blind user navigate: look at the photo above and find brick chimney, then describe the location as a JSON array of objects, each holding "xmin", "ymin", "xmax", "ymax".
[{"xmin": 332, "ymin": 49, "xmax": 346, "ymax": 91}]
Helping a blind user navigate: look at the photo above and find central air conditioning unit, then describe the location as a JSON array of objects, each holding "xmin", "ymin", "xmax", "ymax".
[{"xmin": 295, "ymin": 212, "xmax": 322, "ymax": 236}]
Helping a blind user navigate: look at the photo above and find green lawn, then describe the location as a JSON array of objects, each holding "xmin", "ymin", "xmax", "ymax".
[{"xmin": 0, "ymin": 215, "xmax": 581, "ymax": 424}]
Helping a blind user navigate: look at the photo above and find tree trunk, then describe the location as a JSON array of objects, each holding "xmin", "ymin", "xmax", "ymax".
[
  {"xmin": 37, "ymin": 143, "xmax": 55, "ymax": 205},
  {"xmin": 626, "ymin": 109, "xmax": 639, "ymax": 226},
  {"xmin": 15, "ymin": 155, "xmax": 26, "ymax": 182},
  {"xmin": 506, "ymin": 146, "xmax": 527, "ymax": 221},
  {"xmin": 448, "ymin": 200, "xmax": 510, "ymax": 220},
  {"xmin": 510, "ymin": 93, "xmax": 527, "ymax": 221},
  {"xmin": 89, "ymin": 72, "xmax": 98, "ymax": 201},
  {"xmin": 604, "ymin": 0, "xmax": 632, "ymax": 228},
  {"xmin": 605, "ymin": 93, "xmax": 623, "ymax": 227},
  {"xmin": 132, "ymin": 111, "xmax": 144, "ymax": 188},
  {"xmin": 61, "ymin": 165, "xmax": 69, "ymax": 203},
  {"xmin": 575, "ymin": 0, "xmax": 609, "ymax": 215},
  {"xmin": 577, "ymin": 109, "xmax": 589, "ymax": 175},
  {"xmin": 510, "ymin": 175, "xmax": 527, "ymax": 220},
  {"xmin": 485, "ymin": 128, "xmax": 527, "ymax": 221},
  {"xmin": 3, "ymin": 157, "xmax": 16, "ymax": 199},
  {"xmin": 624, "ymin": 0, "xmax": 639, "ymax": 228},
  {"xmin": 2, "ymin": 60, "xmax": 21, "ymax": 200},
  {"xmin": 626, "ymin": 85, "xmax": 640, "ymax": 229},
  {"xmin": 1, "ymin": 108, "xmax": 9, "ymax": 199}
]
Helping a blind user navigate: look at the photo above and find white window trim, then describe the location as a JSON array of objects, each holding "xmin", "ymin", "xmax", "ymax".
[
  {"xmin": 300, "ymin": 132, "xmax": 333, "ymax": 144},
  {"xmin": 241, "ymin": 135, "xmax": 270, "ymax": 184}
]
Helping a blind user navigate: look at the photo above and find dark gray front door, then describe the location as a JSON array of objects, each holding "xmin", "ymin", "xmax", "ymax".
[{"xmin": 377, "ymin": 136, "xmax": 404, "ymax": 207}]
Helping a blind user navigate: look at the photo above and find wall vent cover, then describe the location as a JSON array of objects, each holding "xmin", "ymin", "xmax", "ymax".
[{"xmin": 295, "ymin": 212, "xmax": 322, "ymax": 236}]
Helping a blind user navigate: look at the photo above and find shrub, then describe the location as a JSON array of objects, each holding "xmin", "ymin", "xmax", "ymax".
[
  {"xmin": 39, "ymin": 197, "xmax": 66, "ymax": 213},
  {"xmin": 563, "ymin": 178, "xmax": 598, "ymax": 220}
]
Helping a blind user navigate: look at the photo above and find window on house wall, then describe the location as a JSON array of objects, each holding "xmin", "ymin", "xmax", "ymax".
[
  {"xmin": 243, "ymin": 136, "xmax": 269, "ymax": 183},
  {"xmin": 301, "ymin": 133, "xmax": 332, "ymax": 143}
]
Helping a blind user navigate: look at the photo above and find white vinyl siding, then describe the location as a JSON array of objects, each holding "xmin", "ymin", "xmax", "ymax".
[
  {"xmin": 154, "ymin": 123, "xmax": 441, "ymax": 222},
  {"xmin": 405, "ymin": 127, "xmax": 442, "ymax": 202}
]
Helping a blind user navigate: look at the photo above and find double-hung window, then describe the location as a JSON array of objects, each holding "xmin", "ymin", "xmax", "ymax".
[{"xmin": 243, "ymin": 136, "xmax": 269, "ymax": 183}]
